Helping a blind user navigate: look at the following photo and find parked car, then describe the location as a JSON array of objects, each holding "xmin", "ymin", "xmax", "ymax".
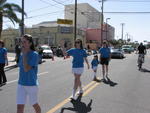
[
  {"xmin": 122, "ymin": 45, "xmax": 132, "ymax": 53},
  {"xmin": 111, "ymin": 48, "xmax": 125, "ymax": 59},
  {"xmin": 40, "ymin": 45, "xmax": 53, "ymax": 58}
]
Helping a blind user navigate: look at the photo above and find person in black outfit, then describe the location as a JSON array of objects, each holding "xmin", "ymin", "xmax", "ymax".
[
  {"xmin": 15, "ymin": 43, "xmax": 21, "ymax": 64},
  {"xmin": 38, "ymin": 47, "xmax": 43, "ymax": 64},
  {"xmin": 137, "ymin": 43, "xmax": 146, "ymax": 62}
]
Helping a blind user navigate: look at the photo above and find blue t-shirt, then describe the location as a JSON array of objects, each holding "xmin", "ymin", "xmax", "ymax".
[
  {"xmin": 91, "ymin": 59, "xmax": 99, "ymax": 68},
  {"xmin": 18, "ymin": 51, "xmax": 39, "ymax": 86},
  {"xmin": 0, "ymin": 48, "xmax": 7, "ymax": 63},
  {"xmin": 99, "ymin": 47, "xmax": 110, "ymax": 58},
  {"xmin": 67, "ymin": 48, "xmax": 87, "ymax": 68}
]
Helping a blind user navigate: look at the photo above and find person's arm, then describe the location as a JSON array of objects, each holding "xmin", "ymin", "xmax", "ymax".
[
  {"xmin": 137, "ymin": 46, "xmax": 139, "ymax": 53},
  {"xmin": 66, "ymin": 48, "xmax": 73, "ymax": 56},
  {"xmin": 144, "ymin": 46, "xmax": 147, "ymax": 54},
  {"xmin": 84, "ymin": 57, "xmax": 90, "ymax": 69},
  {"xmin": 99, "ymin": 54, "xmax": 101, "ymax": 62},
  {"xmin": 5, "ymin": 53, "xmax": 8, "ymax": 66},
  {"xmin": 108, "ymin": 48, "xmax": 111, "ymax": 61},
  {"xmin": 23, "ymin": 54, "xmax": 32, "ymax": 72}
]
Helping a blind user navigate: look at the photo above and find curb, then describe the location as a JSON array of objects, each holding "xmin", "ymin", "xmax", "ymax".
[{"xmin": 4, "ymin": 64, "xmax": 18, "ymax": 71}]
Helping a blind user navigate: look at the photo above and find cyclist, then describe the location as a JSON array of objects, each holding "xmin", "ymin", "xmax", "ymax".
[{"xmin": 137, "ymin": 43, "xmax": 146, "ymax": 63}]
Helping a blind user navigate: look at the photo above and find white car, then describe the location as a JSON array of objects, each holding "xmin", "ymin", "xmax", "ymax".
[{"xmin": 40, "ymin": 45, "xmax": 53, "ymax": 58}]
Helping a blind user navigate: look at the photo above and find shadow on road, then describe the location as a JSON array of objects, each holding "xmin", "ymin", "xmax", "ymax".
[
  {"xmin": 140, "ymin": 68, "xmax": 150, "ymax": 73},
  {"xmin": 103, "ymin": 77, "xmax": 118, "ymax": 87},
  {"xmin": 5, "ymin": 65, "xmax": 18, "ymax": 72},
  {"xmin": 60, "ymin": 94, "xmax": 93, "ymax": 113}
]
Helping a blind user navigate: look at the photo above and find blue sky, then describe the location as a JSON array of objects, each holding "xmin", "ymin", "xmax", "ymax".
[{"xmin": 4, "ymin": 0, "xmax": 150, "ymax": 42}]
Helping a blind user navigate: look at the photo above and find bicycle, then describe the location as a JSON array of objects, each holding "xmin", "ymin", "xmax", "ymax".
[{"xmin": 137, "ymin": 54, "xmax": 144, "ymax": 70}]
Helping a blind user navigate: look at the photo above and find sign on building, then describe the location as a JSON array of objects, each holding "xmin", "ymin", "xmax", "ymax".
[
  {"xmin": 60, "ymin": 27, "xmax": 73, "ymax": 33},
  {"xmin": 57, "ymin": 19, "xmax": 73, "ymax": 25}
]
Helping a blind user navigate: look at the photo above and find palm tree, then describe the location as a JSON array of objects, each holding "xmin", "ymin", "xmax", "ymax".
[{"xmin": 0, "ymin": 0, "xmax": 25, "ymax": 39}]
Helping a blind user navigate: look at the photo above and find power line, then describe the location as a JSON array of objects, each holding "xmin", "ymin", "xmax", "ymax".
[
  {"xmin": 93, "ymin": 0, "xmax": 150, "ymax": 3},
  {"xmin": 27, "ymin": 0, "xmax": 95, "ymax": 21},
  {"xmin": 26, "ymin": 10, "xmax": 64, "ymax": 19},
  {"xmin": 3, "ymin": 10, "xmax": 64, "ymax": 23},
  {"xmin": 48, "ymin": 0, "xmax": 95, "ymax": 20},
  {"xmin": 26, "ymin": 0, "xmax": 71, "ymax": 14},
  {"xmin": 39, "ymin": 0, "xmax": 60, "ymax": 8},
  {"xmin": 104, "ymin": 11, "xmax": 150, "ymax": 14},
  {"xmin": 49, "ymin": 0, "xmax": 65, "ymax": 6},
  {"xmin": 107, "ymin": 0, "xmax": 150, "ymax": 2}
]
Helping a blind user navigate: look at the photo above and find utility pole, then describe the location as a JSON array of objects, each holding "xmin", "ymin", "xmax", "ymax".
[
  {"xmin": 106, "ymin": 18, "xmax": 110, "ymax": 41},
  {"xmin": 74, "ymin": 0, "xmax": 77, "ymax": 41},
  {"xmin": 100, "ymin": 0, "xmax": 104, "ymax": 46},
  {"xmin": 121, "ymin": 23, "xmax": 125, "ymax": 40},
  {"xmin": 21, "ymin": 0, "xmax": 24, "ymax": 36}
]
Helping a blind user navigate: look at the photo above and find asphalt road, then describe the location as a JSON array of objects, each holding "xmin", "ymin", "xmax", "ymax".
[{"xmin": 0, "ymin": 51, "xmax": 150, "ymax": 113}]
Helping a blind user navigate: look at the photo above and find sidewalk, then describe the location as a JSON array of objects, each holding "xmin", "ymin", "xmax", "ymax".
[{"xmin": 5, "ymin": 56, "xmax": 17, "ymax": 69}]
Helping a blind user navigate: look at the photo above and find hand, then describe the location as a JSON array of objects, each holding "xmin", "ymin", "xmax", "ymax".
[{"xmin": 5, "ymin": 62, "xmax": 8, "ymax": 66}]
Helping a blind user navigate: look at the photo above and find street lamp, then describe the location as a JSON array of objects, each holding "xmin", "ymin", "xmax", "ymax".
[
  {"xmin": 100, "ymin": 0, "xmax": 104, "ymax": 46},
  {"xmin": 74, "ymin": 0, "xmax": 77, "ymax": 41},
  {"xmin": 20, "ymin": 0, "xmax": 24, "ymax": 37},
  {"xmin": 98, "ymin": 0, "xmax": 106, "ymax": 46},
  {"xmin": 121, "ymin": 23, "xmax": 125, "ymax": 40},
  {"xmin": 106, "ymin": 18, "xmax": 110, "ymax": 41}
]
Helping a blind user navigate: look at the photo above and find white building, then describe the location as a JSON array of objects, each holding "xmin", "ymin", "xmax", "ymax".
[{"xmin": 65, "ymin": 3, "xmax": 102, "ymax": 29}]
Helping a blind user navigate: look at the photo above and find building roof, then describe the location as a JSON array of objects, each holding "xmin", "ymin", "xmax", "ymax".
[{"xmin": 37, "ymin": 21, "xmax": 57, "ymax": 25}]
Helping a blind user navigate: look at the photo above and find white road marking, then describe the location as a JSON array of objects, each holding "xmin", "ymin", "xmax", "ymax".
[{"xmin": 7, "ymin": 71, "xmax": 48, "ymax": 84}]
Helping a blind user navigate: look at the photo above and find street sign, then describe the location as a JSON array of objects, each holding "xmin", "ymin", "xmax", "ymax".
[{"xmin": 57, "ymin": 19, "xmax": 73, "ymax": 25}]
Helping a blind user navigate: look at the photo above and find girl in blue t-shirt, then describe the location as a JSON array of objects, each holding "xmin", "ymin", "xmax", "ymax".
[
  {"xmin": 0, "ymin": 40, "xmax": 8, "ymax": 87},
  {"xmin": 99, "ymin": 41, "xmax": 111, "ymax": 81},
  {"xmin": 17, "ymin": 34, "xmax": 41, "ymax": 113},
  {"xmin": 67, "ymin": 39, "xmax": 90, "ymax": 99},
  {"xmin": 91, "ymin": 55, "xmax": 99, "ymax": 81}
]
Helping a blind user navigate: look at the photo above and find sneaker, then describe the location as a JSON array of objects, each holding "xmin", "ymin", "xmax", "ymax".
[
  {"xmin": 2, "ymin": 82, "xmax": 6, "ymax": 86},
  {"xmin": 93, "ymin": 77, "xmax": 97, "ymax": 81},
  {"xmin": 101, "ymin": 75, "xmax": 106, "ymax": 81},
  {"xmin": 70, "ymin": 95, "xmax": 75, "ymax": 100},
  {"xmin": 78, "ymin": 89, "xmax": 83, "ymax": 95}
]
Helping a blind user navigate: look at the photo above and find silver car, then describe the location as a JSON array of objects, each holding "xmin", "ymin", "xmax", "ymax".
[{"xmin": 111, "ymin": 48, "xmax": 125, "ymax": 59}]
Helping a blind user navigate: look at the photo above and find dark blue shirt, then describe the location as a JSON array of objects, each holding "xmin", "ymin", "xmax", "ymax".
[
  {"xmin": 18, "ymin": 51, "xmax": 39, "ymax": 86},
  {"xmin": 67, "ymin": 48, "xmax": 87, "ymax": 68},
  {"xmin": 0, "ymin": 48, "xmax": 7, "ymax": 63},
  {"xmin": 91, "ymin": 59, "xmax": 99, "ymax": 68},
  {"xmin": 99, "ymin": 47, "xmax": 111, "ymax": 58}
]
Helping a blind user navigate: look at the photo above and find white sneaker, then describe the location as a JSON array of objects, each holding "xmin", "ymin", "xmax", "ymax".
[
  {"xmin": 78, "ymin": 89, "xmax": 83, "ymax": 95},
  {"xmin": 70, "ymin": 95, "xmax": 75, "ymax": 100}
]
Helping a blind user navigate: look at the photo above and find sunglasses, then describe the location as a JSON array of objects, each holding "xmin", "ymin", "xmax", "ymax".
[{"xmin": 75, "ymin": 41, "xmax": 80, "ymax": 44}]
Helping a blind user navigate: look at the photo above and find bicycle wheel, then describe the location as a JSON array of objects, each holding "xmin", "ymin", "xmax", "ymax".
[{"xmin": 138, "ymin": 60, "xmax": 142, "ymax": 70}]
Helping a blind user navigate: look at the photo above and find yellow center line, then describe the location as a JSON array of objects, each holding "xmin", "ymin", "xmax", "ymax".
[
  {"xmin": 82, "ymin": 81, "xmax": 96, "ymax": 90},
  {"xmin": 47, "ymin": 97, "xmax": 70, "ymax": 113},
  {"xmin": 83, "ymin": 82, "xmax": 100, "ymax": 97},
  {"xmin": 47, "ymin": 79, "xmax": 101, "ymax": 113}
]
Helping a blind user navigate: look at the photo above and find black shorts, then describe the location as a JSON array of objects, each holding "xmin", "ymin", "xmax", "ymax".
[{"xmin": 100, "ymin": 58, "xmax": 109, "ymax": 65}]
